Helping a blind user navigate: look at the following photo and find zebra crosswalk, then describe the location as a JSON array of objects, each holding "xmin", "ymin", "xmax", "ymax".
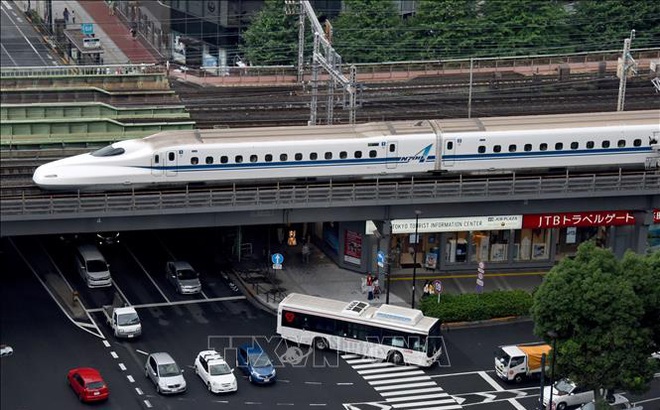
[{"xmin": 343, "ymin": 354, "xmax": 463, "ymax": 410}]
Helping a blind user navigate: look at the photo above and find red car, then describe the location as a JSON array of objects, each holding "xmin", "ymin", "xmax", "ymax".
[{"xmin": 67, "ymin": 367, "xmax": 109, "ymax": 402}]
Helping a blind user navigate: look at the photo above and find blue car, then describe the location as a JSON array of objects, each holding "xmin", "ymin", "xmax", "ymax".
[{"xmin": 236, "ymin": 343, "xmax": 276, "ymax": 384}]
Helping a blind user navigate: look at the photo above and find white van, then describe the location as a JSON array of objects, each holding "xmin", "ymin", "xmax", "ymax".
[{"xmin": 75, "ymin": 244, "xmax": 112, "ymax": 288}]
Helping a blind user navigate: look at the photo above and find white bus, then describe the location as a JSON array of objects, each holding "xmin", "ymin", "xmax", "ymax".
[{"xmin": 277, "ymin": 293, "xmax": 443, "ymax": 367}]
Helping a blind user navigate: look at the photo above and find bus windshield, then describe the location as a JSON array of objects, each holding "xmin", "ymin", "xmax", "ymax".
[{"xmin": 426, "ymin": 320, "xmax": 443, "ymax": 357}]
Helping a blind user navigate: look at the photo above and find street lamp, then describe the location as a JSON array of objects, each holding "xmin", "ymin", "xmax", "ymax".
[
  {"xmin": 411, "ymin": 210, "xmax": 422, "ymax": 310},
  {"xmin": 547, "ymin": 330, "xmax": 558, "ymax": 410}
]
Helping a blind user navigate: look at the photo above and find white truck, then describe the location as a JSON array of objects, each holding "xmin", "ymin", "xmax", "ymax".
[
  {"xmin": 495, "ymin": 343, "xmax": 551, "ymax": 383},
  {"xmin": 103, "ymin": 306, "xmax": 142, "ymax": 339}
]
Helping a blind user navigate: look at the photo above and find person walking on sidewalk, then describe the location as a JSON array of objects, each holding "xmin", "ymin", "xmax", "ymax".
[
  {"xmin": 71, "ymin": 9, "xmax": 76, "ymax": 24},
  {"xmin": 108, "ymin": 0, "xmax": 116, "ymax": 16},
  {"xmin": 63, "ymin": 7, "xmax": 69, "ymax": 23}
]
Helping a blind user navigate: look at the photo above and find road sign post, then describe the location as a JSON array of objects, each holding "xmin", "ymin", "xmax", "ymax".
[
  {"xmin": 476, "ymin": 262, "xmax": 485, "ymax": 294},
  {"xmin": 432, "ymin": 280, "xmax": 442, "ymax": 303}
]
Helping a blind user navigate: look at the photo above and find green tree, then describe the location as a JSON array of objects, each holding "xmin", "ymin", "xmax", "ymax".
[
  {"xmin": 570, "ymin": 0, "xmax": 660, "ymax": 51},
  {"xmin": 239, "ymin": 0, "xmax": 299, "ymax": 65},
  {"xmin": 331, "ymin": 0, "xmax": 404, "ymax": 63},
  {"xmin": 531, "ymin": 242, "xmax": 658, "ymax": 397}
]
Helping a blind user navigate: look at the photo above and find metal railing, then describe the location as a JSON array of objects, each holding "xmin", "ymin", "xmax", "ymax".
[
  {"xmin": 1, "ymin": 172, "xmax": 658, "ymax": 219},
  {"xmin": 0, "ymin": 64, "xmax": 158, "ymax": 79}
]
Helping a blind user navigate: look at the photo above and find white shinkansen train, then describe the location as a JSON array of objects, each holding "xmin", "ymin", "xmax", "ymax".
[{"xmin": 33, "ymin": 110, "xmax": 660, "ymax": 191}]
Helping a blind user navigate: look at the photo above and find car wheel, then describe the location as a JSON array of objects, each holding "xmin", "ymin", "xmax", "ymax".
[
  {"xmin": 388, "ymin": 351, "xmax": 404, "ymax": 365},
  {"xmin": 314, "ymin": 338, "xmax": 328, "ymax": 350},
  {"xmin": 513, "ymin": 374, "xmax": 523, "ymax": 383},
  {"xmin": 207, "ymin": 382, "xmax": 212, "ymax": 392},
  {"xmin": 556, "ymin": 402, "xmax": 566, "ymax": 410}
]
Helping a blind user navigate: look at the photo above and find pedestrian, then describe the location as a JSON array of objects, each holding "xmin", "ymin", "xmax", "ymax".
[
  {"xmin": 367, "ymin": 282, "xmax": 374, "ymax": 301},
  {"xmin": 108, "ymin": 1, "xmax": 116, "ymax": 16},
  {"xmin": 373, "ymin": 278, "xmax": 380, "ymax": 299},
  {"xmin": 422, "ymin": 280, "xmax": 430, "ymax": 298},
  {"xmin": 63, "ymin": 7, "xmax": 69, "ymax": 23},
  {"xmin": 366, "ymin": 273, "xmax": 373, "ymax": 287},
  {"xmin": 71, "ymin": 9, "xmax": 76, "ymax": 24},
  {"xmin": 302, "ymin": 243, "xmax": 310, "ymax": 264}
]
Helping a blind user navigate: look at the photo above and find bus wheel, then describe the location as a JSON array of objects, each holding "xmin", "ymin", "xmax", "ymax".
[
  {"xmin": 388, "ymin": 351, "xmax": 404, "ymax": 365},
  {"xmin": 314, "ymin": 338, "xmax": 328, "ymax": 350}
]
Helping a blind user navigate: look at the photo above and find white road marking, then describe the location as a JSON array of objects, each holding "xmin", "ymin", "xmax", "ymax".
[
  {"xmin": 353, "ymin": 362, "xmax": 394, "ymax": 370},
  {"xmin": 305, "ymin": 381, "xmax": 322, "ymax": 385},
  {"xmin": 125, "ymin": 246, "xmax": 170, "ymax": 303},
  {"xmin": 127, "ymin": 375, "xmax": 135, "ymax": 383},
  {"xmin": 374, "ymin": 381, "xmax": 436, "ymax": 391},
  {"xmin": 359, "ymin": 366, "xmax": 421, "ymax": 375},
  {"xmin": 0, "ymin": 43, "xmax": 18, "ymax": 65},
  {"xmin": 144, "ymin": 400, "xmax": 152, "ymax": 408},
  {"xmin": 507, "ymin": 398, "xmax": 528, "ymax": 410},
  {"xmin": 135, "ymin": 387, "xmax": 143, "ymax": 395},
  {"xmin": 363, "ymin": 370, "xmax": 426, "ymax": 380},
  {"xmin": 110, "ymin": 351, "xmax": 118, "ymax": 359},
  {"xmin": 336, "ymin": 382, "xmax": 354, "ymax": 386},
  {"xmin": 369, "ymin": 375, "xmax": 432, "ymax": 386},
  {"xmin": 1, "ymin": 6, "xmax": 47, "ymax": 65},
  {"xmin": 102, "ymin": 340, "xmax": 110, "ymax": 347},
  {"xmin": 345, "ymin": 358, "xmax": 378, "ymax": 365},
  {"xmin": 136, "ymin": 349, "xmax": 149, "ymax": 356},
  {"xmin": 119, "ymin": 363, "xmax": 126, "ymax": 371},
  {"xmin": 111, "ymin": 279, "xmax": 132, "ymax": 306},
  {"xmin": 380, "ymin": 387, "xmax": 448, "ymax": 397},
  {"xmin": 478, "ymin": 371, "xmax": 504, "ymax": 391},
  {"xmin": 386, "ymin": 393, "xmax": 452, "ymax": 403},
  {"xmin": 2, "ymin": 1, "xmax": 13, "ymax": 10}
]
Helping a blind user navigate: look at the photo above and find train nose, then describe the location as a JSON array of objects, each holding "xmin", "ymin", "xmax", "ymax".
[{"xmin": 33, "ymin": 163, "xmax": 61, "ymax": 188}]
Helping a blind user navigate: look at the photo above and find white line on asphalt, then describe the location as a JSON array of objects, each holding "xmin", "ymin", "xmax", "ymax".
[
  {"xmin": 363, "ymin": 370, "xmax": 426, "ymax": 380},
  {"xmin": 380, "ymin": 387, "xmax": 448, "ymax": 397},
  {"xmin": 305, "ymin": 381, "xmax": 322, "ymax": 385},
  {"xmin": 508, "ymin": 398, "xmax": 528, "ymax": 410},
  {"xmin": 127, "ymin": 375, "xmax": 135, "ymax": 383},
  {"xmin": 385, "ymin": 393, "xmax": 451, "ymax": 403},
  {"xmin": 336, "ymin": 382, "xmax": 354, "ymax": 386},
  {"xmin": 478, "ymin": 370, "xmax": 504, "ymax": 391},
  {"xmin": 9, "ymin": 239, "xmax": 104, "ymax": 339},
  {"xmin": 144, "ymin": 400, "xmax": 152, "ymax": 408},
  {"xmin": 309, "ymin": 405, "xmax": 327, "ymax": 407},
  {"xmin": 341, "ymin": 354, "xmax": 361, "ymax": 359},
  {"xmin": 276, "ymin": 403, "xmax": 294, "ymax": 406},
  {"xmin": 102, "ymin": 295, "xmax": 247, "ymax": 310},
  {"xmin": 0, "ymin": 43, "xmax": 18, "ymax": 65},
  {"xmin": 16, "ymin": 16, "xmax": 21, "ymax": 22},
  {"xmin": 135, "ymin": 387, "xmax": 143, "ymax": 395},
  {"xmin": 102, "ymin": 340, "xmax": 110, "ymax": 347},
  {"xmin": 353, "ymin": 362, "xmax": 395, "ymax": 370},
  {"xmin": 119, "ymin": 363, "xmax": 126, "ymax": 371},
  {"xmin": 374, "ymin": 381, "xmax": 436, "ymax": 391},
  {"xmin": 358, "ymin": 366, "xmax": 421, "ymax": 375},
  {"xmin": 1, "ymin": 6, "xmax": 47, "ymax": 65},
  {"xmin": 431, "ymin": 369, "xmax": 494, "ymax": 378},
  {"xmin": 369, "ymin": 375, "xmax": 431, "ymax": 386},
  {"xmin": 136, "ymin": 349, "xmax": 149, "ymax": 356},
  {"xmin": 345, "ymin": 358, "xmax": 378, "ymax": 365},
  {"xmin": 391, "ymin": 398, "xmax": 458, "ymax": 408},
  {"xmin": 110, "ymin": 351, "xmax": 118, "ymax": 359},
  {"xmin": 2, "ymin": 1, "xmax": 13, "ymax": 10},
  {"xmin": 111, "ymin": 279, "xmax": 132, "ymax": 307},
  {"xmin": 125, "ymin": 246, "xmax": 170, "ymax": 303}
]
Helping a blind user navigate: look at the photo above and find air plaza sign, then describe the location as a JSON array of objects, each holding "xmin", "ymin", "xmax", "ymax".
[{"xmin": 391, "ymin": 215, "xmax": 522, "ymax": 234}]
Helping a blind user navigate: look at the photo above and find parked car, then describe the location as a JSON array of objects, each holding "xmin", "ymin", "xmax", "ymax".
[
  {"xmin": 578, "ymin": 393, "xmax": 643, "ymax": 410},
  {"xmin": 67, "ymin": 367, "xmax": 109, "ymax": 402},
  {"xmin": 144, "ymin": 352, "xmax": 186, "ymax": 394},
  {"xmin": 194, "ymin": 350, "xmax": 238, "ymax": 393},
  {"xmin": 166, "ymin": 261, "xmax": 202, "ymax": 294},
  {"xmin": 543, "ymin": 378, "xmax": 594, "ymax": 410},
  {"xmin": 236, "ymin": 343, "xmax": 276, "ymax": 384}
]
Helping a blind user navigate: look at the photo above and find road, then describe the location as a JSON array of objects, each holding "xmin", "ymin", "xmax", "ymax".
[
  {"xmin": 1, "ymin": 0, "xmax": 60, "ymax": 67},
  {"xmin": 1, "ymin": 233, "xmax": 658, "ymax": 409}
]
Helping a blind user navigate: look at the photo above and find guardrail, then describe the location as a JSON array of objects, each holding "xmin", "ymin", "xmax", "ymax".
[
  {"xmin": 0, "ymin": 64, "xmax": 159, "ymax": 79},
  {"xmin": 2, "ymin": 172, "xmax": 658, "ymax": 219}
]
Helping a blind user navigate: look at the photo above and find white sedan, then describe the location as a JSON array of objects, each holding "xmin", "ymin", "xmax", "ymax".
[
  {"xmin": 543, "ymin": 378, "xmax": 594, "ymax": 410},
  {"xmin": 194, "ymin": 350, "xmax": 238, "ymax": 394}
]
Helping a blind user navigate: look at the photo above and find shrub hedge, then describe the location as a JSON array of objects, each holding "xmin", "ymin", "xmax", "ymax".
[{"xmin": 420, "ymin": 289, "xmax": 533, "ymax": 323}]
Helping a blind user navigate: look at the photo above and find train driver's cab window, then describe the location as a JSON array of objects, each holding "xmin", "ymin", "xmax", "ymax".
[
  {"xmin": 570, "ymin": 142, "xmax": 579, "ymax": 150},
  {"xmin": 524, "ymin": 144, "xmax": 532, "ymax": 152},
  {"xmin": 250, "ymin": 155, "xmax": 258, "ymax": 163},
  {"xmin": 618, "ymin": 139, "xmax": 626, "ymax": 148},
  {"xmin": 602, "ymin": 140, "xmax": 611, "ymax": 148},
  {"xmin": 220, "ymin": 156, "xmax": 228, "ymax": 164},
  {"xmin": 340, "ymin": 151, "xmax": 347, "ymax": 159},
  {"xmin": 325, "ymin": 152, "xmax": 333, "ymax": 160},
  {"xmin": 586, "ymin": 141, "xmax": 595, "ymax": 149},
  {"xmin": 478, "ymin": 146, "xmax": 486, "ymax": 153},
  {"xmin": 265, "ymin": 154, "xmax": 273, "ymax": 162},
  {"xmin": 540, "ymin": 143, "xmax": 548, "ymax": 151},
  {"xmin": 369, "ymin": 150, "xmax": 377, "ymax": 158},
  {"xmin": 295, "ymin": 153, "xmax": 303, "ymax": 161},
  {"xmin": 633, "ymin": 139, "xmax": 642, "ymax": 147},
  {"xmin": 169, "ymin": 152, "xmax": 175, "ymax": 161},
  {"xmin": 555, "ymin": 142, "xmax": 563, "ymax": 150},
  {"xmin": 280, "ymin": 153, "xmax": 288, "ymax": 161},
  {"xmin": 235, "ymin": 155, "xmax": 243, "ymax": 163},
  {"xmin": 508, "ymin": 144, "xmax": 516, "ymax": 152},
  {"xmin": 493, "ymin": 145, "xmax": 501, "ymax": 153},
  {"xmin": 310, "ymin": 152, "xmax": 318, "ymax": 160},
  {"xmin": 354, "ymin": 151, "xmax": 362, "ymax": 158},
  {"xmin": 389, "ymin": 144, "xmax": 396, "ymax": 153},
  {"xmin": 191, "ymin": 157, "xmax": 199, "ymax": 165},
  {"xmin": 205, "ymin": 156, "xmax": 213, "ymax": 164},
  {"xmin": 447, "ymin": 141, "xmax": 453, "ymax": 150}
]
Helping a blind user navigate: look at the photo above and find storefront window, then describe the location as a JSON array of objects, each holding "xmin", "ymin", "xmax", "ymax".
[
  {"xmin": 514, "ymin": 229, "xmax": 533, "ymax": 261},
  {"xmin": 446, "ymin": 232, "xmax": 468, "ymax": 263},
  {"xmin": 470, "ymin": 231, "xmax": 489, "ymax": 263}
]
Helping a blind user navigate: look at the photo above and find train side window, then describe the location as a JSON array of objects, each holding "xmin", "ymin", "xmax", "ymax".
[
  {"xmin": 586, "ymin": 141, "xmax": 595, "ymax": 149},
  {"xmin": 389, "ymin": 144, "xmax": 396, "ymax": 153},
  {"xmin": 369, "ymin": 150, "xmax": 377, "ymax": 158},
  {"xmin": 325, "ymin": 152, "xmax": 333, "ymax": 160},
  {"xmin": 295, "ymin": 153, "xmax": 302, "ymax": 161},
  {"xmin": 354, "ymin": 151, "xmax": 362, "ymax": 158},
  {"xmin": 555, "ymin": 142, "xmax": 563, "ymax": 150},
  {"xmin": 508, "ymin": 144, "xmax": 516, "ymax": 153},
  {"xmin": 524, "ymin": 144, "xmax": 532, "ymax": 152},
  {"xmin": 493, "ymin": 145, "xmax": 501, "ymax": 153},
  {"xmin": 340, "ymin": 151, "xmax": 347, "ymax": 159},
  {"xmin": 265, "ymin": 154, "xmax": 273, "ymax": 162},
  {"xmin": 168, "ymin": 152, "xmax": 175, "ymax": 161},
  {"xmin": 617, "ymin": 139, "xmax": 626, "ymax": 148},
  {"xmin": 570, "ymin": 142, "xmax": 579, "ymax": 150},
  {"xmin": 540, "ymin": 143, "xmax": 548, "ymax": 151},
  {"xmin": 154, "ymin": 155, "xmax": 159, "ymax": 164},
  {"xmin": 191, "ymin": 157, "xmax": 199, "ymax": 165},
  {"xmin": 447, "ymin": 141, "xmax": 453, "ymax": 150},
  {"xmin": 280, "ymin": 153, "xmax": 288, "ymax": 161},
  {"xmin": 206, "ymin": 156, "xmax": 213, "ymax": 164},
  {"xmin": 220, "ymin": 156, "xmax": 228, "ymax": 164},
  {"xmin": 633, "ymin": 139, "xmax": 641, "ymax": 147},
  {"xmin": 235, "ymin": 155, "xmax": 243, "ymax": 163},
  {"xmin": 478, "ymin": 146, "xmax": 486, "ymax": 153},
  {"xmin": 310, "ymin": 152, "xmax": 318, "ymax": 160},
  {"xmin": 250, "ymin": 155, "xmax": 258, "ymax": 163},
  {"xmin": 602, "ymin": 140, "xmax": 610, "ymax": 148}
]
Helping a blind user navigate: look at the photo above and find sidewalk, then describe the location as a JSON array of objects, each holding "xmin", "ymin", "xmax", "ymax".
[{"xmin": 230, "ymin": 243, "xmax": 546, "ymax": 315}]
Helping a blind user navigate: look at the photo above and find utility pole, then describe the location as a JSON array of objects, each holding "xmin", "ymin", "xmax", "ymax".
[{"xmin": 617, "ymin": 29, "xmax": 637, "ymax": 111}]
